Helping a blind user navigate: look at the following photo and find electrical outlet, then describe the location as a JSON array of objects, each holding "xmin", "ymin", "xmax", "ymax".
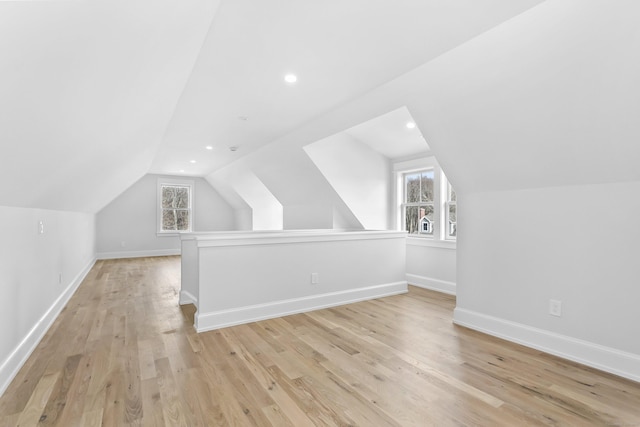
[
  {"xmin": 311, "ymin": 272, "xmax": 319, "ymax": 284},
  {"xmin": 549, "ymin": 299, "xmax": 562, "ymax": 317},
  {"xmin": 38, "ymin": 220, "xmax": 44, "ymax": 234}
]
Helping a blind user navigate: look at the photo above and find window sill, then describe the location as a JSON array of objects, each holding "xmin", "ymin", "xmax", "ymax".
[
  {"xmin": 156, "ymin": 232, "xmax": 187, "ymax": 237},
  {"xmin": 406, "ymin": 236, "xmax": 456, "ymax": 250}
]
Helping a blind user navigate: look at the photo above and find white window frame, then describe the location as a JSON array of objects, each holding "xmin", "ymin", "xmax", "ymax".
[
  {"xmin": 443, "ymin": 176, "xmax": 457, "ymax": 240},
  {"xmin": 393, "ymin": 157, "xmax": 456, "ymax": 246},
  {"xmin": 157, "ymin": 178, "xmax": 195, "ymax": 236}
]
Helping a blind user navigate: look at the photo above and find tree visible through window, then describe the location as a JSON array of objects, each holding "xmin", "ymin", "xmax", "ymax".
[
  {"xmin": 161, "ymin": 185, "xmax": 191, "ymax": 232},
  {"xmin": 403, "ymin": 170, "xmax": 434, "ymax": 235},
  {"xmin": 447, "ymin": 183, "xmax": 457, "ymax": 238}
]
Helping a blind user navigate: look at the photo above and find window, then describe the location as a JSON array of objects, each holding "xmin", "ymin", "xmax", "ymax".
[
  {"xmin": 402, "ymin": 170, "xmax": 434, "ymax": 235},
  {"xmin": 446, "ymin": 181, "xmax": 457, "ymax": 239},
  {"xmin": 157, "ymin": 179, "xmax": 193, "ymax": 234},
  {"xmin": 396, "ymin": 158, "xmax": 456, "ymax": 242}
]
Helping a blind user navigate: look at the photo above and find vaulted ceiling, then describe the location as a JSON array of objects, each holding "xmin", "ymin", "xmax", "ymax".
[
  {"xmin": 0, "ymin": 0, "xmax": 220, "ymax": 212},
  {"xmin": 150, "ymin": 0, "xmax": 545, "ymax": 175},
  {"xmin": 0, "ymin": 0, "xmax": 546, "ymax": 213},
  {"xmin": 11, "ymin": 1, "xmax": 640, "ymax": 217}
]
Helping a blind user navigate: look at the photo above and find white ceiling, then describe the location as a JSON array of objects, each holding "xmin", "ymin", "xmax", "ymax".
[
  {"xmin": 150, "ymin": 0, "xmax": 545, "ymax": 176},
  {"xmin": 0, "ymin": 0, "xmax": 220, "ymax": 212},
  {"xmin": 0, "ymin": 0, "xmax": 546, "ymax": 212},
  {"xmin": 344, "ymin": 106, "xmax": 429, "ymax": 160}
]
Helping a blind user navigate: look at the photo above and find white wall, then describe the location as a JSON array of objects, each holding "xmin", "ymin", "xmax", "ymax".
[
  {"xmin": 231, "ymin": 171, "xmax": 283, "ymax": 230},
  {"xmin": 455, "ymin": 181, "xmax": 640, "ymax": 381},
  {"xmin": 304, "ymin": 133, "xmax": 392, "ymax": 230},
  {"xmin": 96, "ymin": 174, "xmax": 235, "ymax": 258},
  {"xmin": 182, "ymin": 230, "xmax": 407, "ymax": 331},
  {"xmin": 0, "ymin": 206, "xmax": 95, "ymax": 396},
  {"xmin": 283, "ymin": 205, "xmax": 333, "ymax": 230},
  {"xmin": 406, "ymin": 241, "xmax": 457, "ymax": 295},
  {"xmin": 207, "ymin": 138, "xmax": 365, "ymax": 231}
]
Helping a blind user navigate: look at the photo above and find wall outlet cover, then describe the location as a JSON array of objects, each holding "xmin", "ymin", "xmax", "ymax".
[{"xmin": 549, "ymin": 299, "xmax": 562, "ymax": 317}]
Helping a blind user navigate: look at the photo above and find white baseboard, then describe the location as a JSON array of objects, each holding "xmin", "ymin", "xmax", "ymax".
[
  {"xmin": 196, "ymin": 281, "xmax": 408, "ymax": 332},
  {"xmin": 407, "ymin": 274, "xmax": 456, "ymax": 295},
  {"xmin": 179, "ymin": 290, "xmax": 197, "ymax": 306},
  {"xmin": 97, "ymin": 248, "xmax": 181, "ymax": 260},
  {"xmin": 0, "ymin": 257, "xmax": 97, "ymax": 397},
  {"xmin": 454, "ymin": 307, "xmax": 640, "ymax": 383}
]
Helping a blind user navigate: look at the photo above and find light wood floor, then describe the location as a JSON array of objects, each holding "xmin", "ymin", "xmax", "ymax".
[{"xmin": 2, "ymin": 257, "xmax": 640, "ymax": 426}]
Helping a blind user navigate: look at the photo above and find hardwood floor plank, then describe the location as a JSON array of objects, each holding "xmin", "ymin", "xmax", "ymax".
[
  {"xmin": 223, "ymin": 327, "xmax": 318, "ymax": 427},
  {"xmin": 50, "ymin": 352, "xmax": 94, "ymax": 426},
  {"xmin": 137, "ymin": 340, "xmax": 157, "ymax": 381},
  {"xmin": 261, "ymin": 404, "xmax": 295, "ymax": 427},
  {"xmin": 184, "ymin": 367, "xmax": 227, "ymax": 427},
  {"xmin": 2, "ymin": 257, "xmax": 640, "ymax": 426},
  {"xmin": 267, "ymin": 365, "xmax": 355, "ymax": 427},
  {"xmin": 79, "ymin": 408, "xmax": 103, "ymax": 427},
  {"xmin": 15, "ymin": 372, "xmax": 58, "ymax": 427},
  {"xmin": 37, "ymin": 354, "xmax": 82, "ymax": 425},
  {"xmin": 140, "ymin": 378, "xmax": 165, "ymax": 427},
  {"xmin": 155, "ymin": 358, "xmax": 193, "ymax": 427}
]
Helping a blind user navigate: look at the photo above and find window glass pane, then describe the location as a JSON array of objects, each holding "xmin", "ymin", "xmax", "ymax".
[
  {"xmin": 448, "ymin": 204, "xmax": 457, "ymax": 237},
  {"xmin": 405, "ymin": 205, "xmax": 434, "ymax": 235},
  {"xmin": 405, "ymin": 206, "xmax": 420, "ymax": 234},
  {"xmin": 449, "ymin": 186, "xmax": 456, "ymax": 202},
  {"xmin": 159, "ymin": 183, "xmax": 192, "ymax": 232},
  {"xmin": 176, "ymin": 210, "xmax": 190, "ymax": 231},
  {"xmin": 420, "ymin": 171, "xmax": 434, "ymax": 202},
  {"xmin": 162, "ymin": 186, "xmax": 175, "ymax": 208},
  {"xmin": 420, "ymin": 205, "xmax": 434, "ymax": 235},
  {"xmin": 405, "ymin": 173, "xmax": 421, "ymax": 203},
  {"xmin": 162, "ymin": 209, "xmax": 176, "ymax": 230},
  {"xmin": 174, "ymin": 187, "xmax": 189, "ymax": 208}
]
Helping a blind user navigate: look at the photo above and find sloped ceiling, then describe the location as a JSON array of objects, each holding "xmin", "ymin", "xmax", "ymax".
[
  {"xmin": 344, "ymin": 106, "xmax": 430, "ymax": 160},
  {"xmin": 150, "ymin": 0, "xmax": 545, "ymax": 175},
  {"xmin": 200, "ymin": 0, "xmax": 640, "ymax": 225},
  {"xmin": 0, "ymin": 0, "xmax": 220, "ymax": 212},
  {"xmin": 406, "ymin": 0, "xmax": 640, "ymax": 194},
  {"xmin": 1, "ymin": 0, "xmax": 549, "ymax": 213}
]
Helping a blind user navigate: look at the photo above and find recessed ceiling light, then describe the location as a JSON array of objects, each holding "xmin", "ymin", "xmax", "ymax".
[
  {"xmin": 229, "ymin": 146, "xmax": 238, "ymax": 152},
  {"xmin": 406, "ymin": 122, "xmax": 416, "ymax": 129},
  {"xmin": 190, "ymin": 160, "xmax": 196, "ymax": 164},
  {"xmin": 284, "ymin": 74, "xmax": 297, "ymax": 84},
  {"xmin": 205, "ymin": 146, "xmax": 213, "ymax": 150}
]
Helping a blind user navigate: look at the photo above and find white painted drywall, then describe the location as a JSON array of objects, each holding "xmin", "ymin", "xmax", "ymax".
[
  {"xmin": 230, "ymin": 171, "xmax": 283, "ymax": 230},
  {"xmin": 457, "ymin": 182, "xmax": 640, "ymax": 356},
  {"xmin": 283, "ymin": 205, "xmax": 333, "ymax": 230},
  {"xmin": 207, "ymin": 141, "xmax": 365, "ymax": 231},
  {"xmin": 96, "ymin": 174, "xmax": 235, "ymax": 258},
  {"xmin": 406, "ymin": 241, "xmax": 457, "ymax": 295},
  {"xmin": 181, "ymin": 230, "xmax": 407, "ymax": 331},
  {"xmin": 0, "ymin": 207, "xmax": 95, "ymax": 396},
  {"xmin": 304, "ymin": 133, "xmax": 392, "ymax": 230}
]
